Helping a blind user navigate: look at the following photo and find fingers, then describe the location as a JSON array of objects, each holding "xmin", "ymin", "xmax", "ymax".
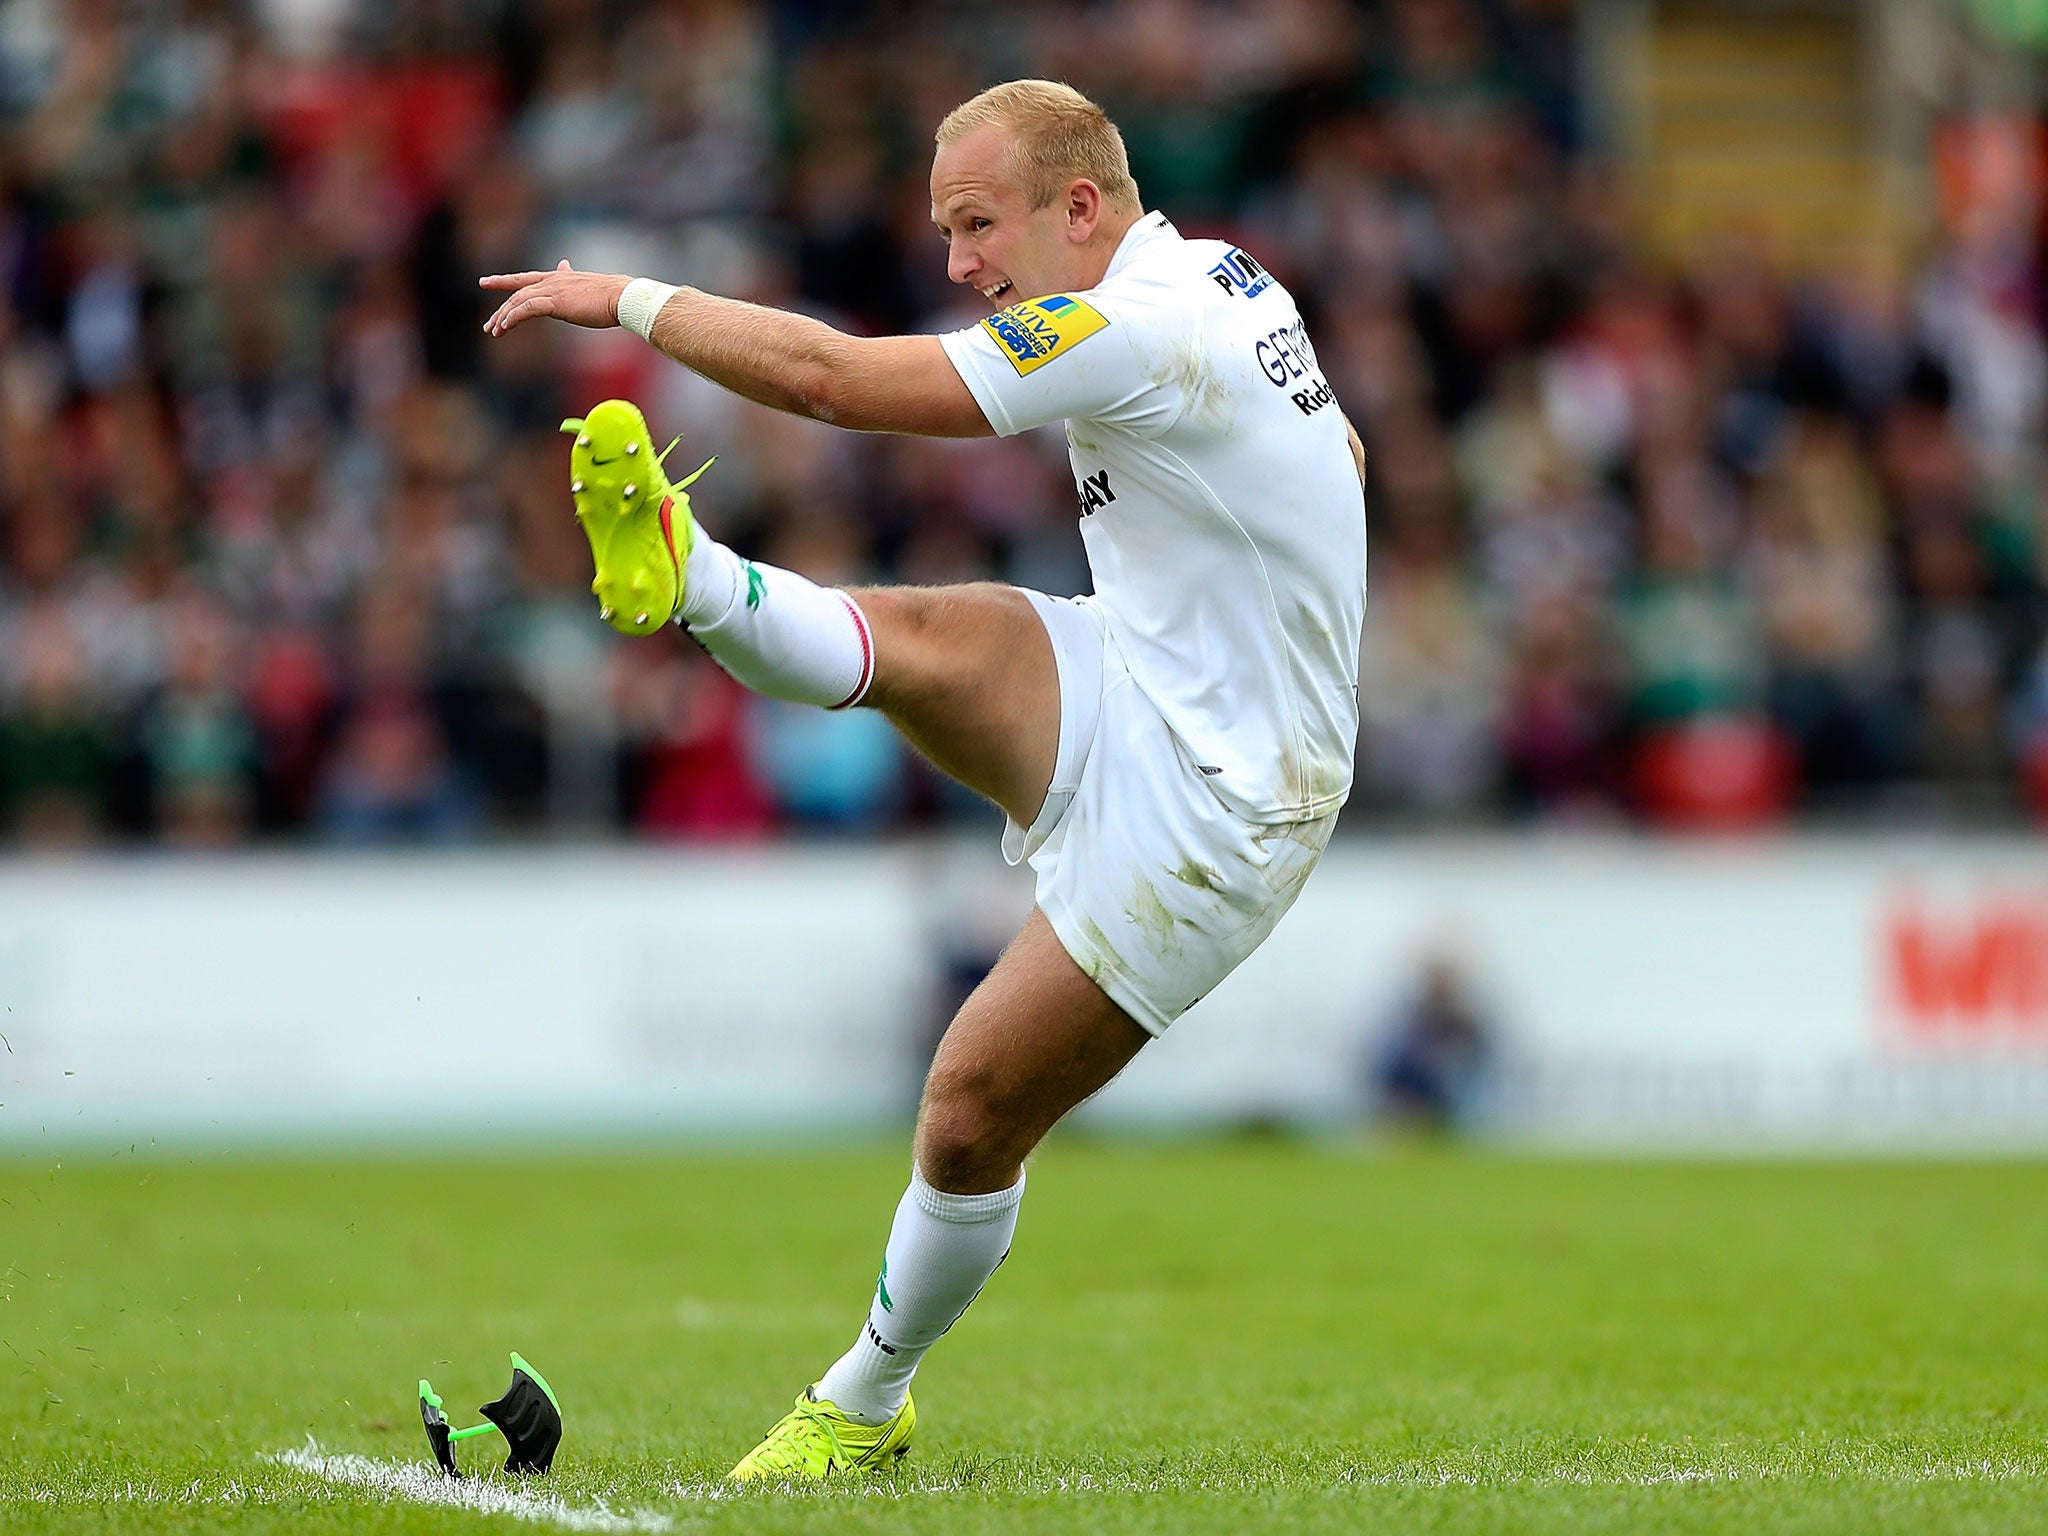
[
  {"xmin": 484, "ymin": 292, "xmax": 555, "ymax": 336},
  {"xmin": 478, "ymin": 263, "xmax": 609, "ymax": 337},
  {"xmin": 483, "ymin": 275, "xmax": 563, "ymax": 334},
  {"xmin": 483, "ymin": 286, "xmax": 532, "ymax": 334},
  {"xmin": 482, "ymin": 292, "xmax": 520, "ymax": 333},
  {"xmin": 480, "ymin": 258, "xmax": 576, "ymax": 292}
]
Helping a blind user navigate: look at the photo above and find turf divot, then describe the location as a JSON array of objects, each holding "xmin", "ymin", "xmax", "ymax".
[{"xmin": 271, "ymin": 1444, "xmax": 672, "ymax": 1532}]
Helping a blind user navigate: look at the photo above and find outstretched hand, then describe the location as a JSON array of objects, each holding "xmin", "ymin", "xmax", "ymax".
[{"xmin": 479, "ymin": 260, "xmax": 632, "ymax": 337}]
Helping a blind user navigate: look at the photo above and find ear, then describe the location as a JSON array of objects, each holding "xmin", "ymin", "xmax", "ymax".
[{"xmin": 1064, "ymin": 179, "xmax": 1104, "ymax": 243}]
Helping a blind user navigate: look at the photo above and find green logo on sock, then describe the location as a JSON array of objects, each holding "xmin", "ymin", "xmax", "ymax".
[
  {"xmin": 877, "ymin": 1258, "xmax": 893, "ymax": 1313},
  {"xmin": 745, "ymin": 563, "xmax": 766, "ymax": 611}
]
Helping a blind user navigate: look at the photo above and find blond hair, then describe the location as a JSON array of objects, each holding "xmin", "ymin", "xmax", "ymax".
[{"xmin": 936, "ymin": 80, "xmax": 1140, "ymax": 213}]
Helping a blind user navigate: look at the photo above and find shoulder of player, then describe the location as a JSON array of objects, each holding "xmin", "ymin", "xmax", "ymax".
[
  {"xmin": 1102, "ymin": 240, "xmax": 1294, "ymax": 322},
  {"xmin": 1065, "ymin": 261, "xmax": 1209, "ymax": 337}
]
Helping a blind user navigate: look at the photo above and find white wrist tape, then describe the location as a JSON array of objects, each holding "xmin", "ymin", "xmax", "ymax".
[{"xmin": 617, "ymin": 278, "xmax": 680, "ymax": 341}]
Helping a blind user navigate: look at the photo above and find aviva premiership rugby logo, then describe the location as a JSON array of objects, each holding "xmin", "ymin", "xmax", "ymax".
[{"xmin": 982, "ymin": 294, "xmax": 1109, "ymax": 376}]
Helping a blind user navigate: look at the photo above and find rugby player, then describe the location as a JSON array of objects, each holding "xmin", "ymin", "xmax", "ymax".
[{"xmin": 481, "ymin": 79, "xmax": 1366, "ymax": 1480}]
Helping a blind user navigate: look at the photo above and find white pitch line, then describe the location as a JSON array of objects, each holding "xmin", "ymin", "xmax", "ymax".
[
  {"xmin": 264, "ymin": 1443, "xmax": 2048, "ymax": 1520},
  {"xmin": 269, "ymin": 1444, "xmax": 672, "ymax": 1533}
]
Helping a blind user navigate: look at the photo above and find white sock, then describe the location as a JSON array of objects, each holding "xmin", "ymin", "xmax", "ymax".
[
  {"xmin": 813, "ymin": 1166, "xmax": 1025, "ymax": 1424},
  {"xmin": 679, "ymin": 532, "xmax": 874, "ymax": 709}
]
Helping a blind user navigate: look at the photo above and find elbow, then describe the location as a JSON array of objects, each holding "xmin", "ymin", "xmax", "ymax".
[
  {"xmin": 789, "ymin": 364, "xmax": 846, "ymax": 427},
  {"xmin": 790, "ymin": 334, "xmax": 866, "ymax": 428}
]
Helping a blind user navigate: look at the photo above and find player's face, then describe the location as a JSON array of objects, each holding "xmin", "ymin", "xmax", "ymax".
[{"xmin": 930, "ymin": 127, "xmax": 1085, "ymax": 308}]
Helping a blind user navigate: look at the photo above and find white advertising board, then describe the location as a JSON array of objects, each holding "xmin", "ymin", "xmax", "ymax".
[
  {"xmin": 1, "ymin": 837, "xmax": 2044, "ymax": 1148},
  {"xmin": 1100, "ymin": 837, "xmax": 2048, "ymax": 1144}
]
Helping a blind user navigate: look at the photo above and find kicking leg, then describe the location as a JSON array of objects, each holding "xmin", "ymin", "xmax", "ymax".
[
  {"xmin": 569, "ymin": 401, "xmax": 1061, "ymax": 817},
  {"xmin": 680, "ymin": 546, "xmax": 1061, "ymax": 826}
]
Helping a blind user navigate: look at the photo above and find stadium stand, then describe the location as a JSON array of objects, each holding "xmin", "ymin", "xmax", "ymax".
[{"xmin": 0, "ymin": 0, "xmax": 2042, "ymax": 846}]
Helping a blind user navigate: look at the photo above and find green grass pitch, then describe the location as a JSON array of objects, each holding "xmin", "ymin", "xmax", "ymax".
[{"xmin": 3, "ymin": 1140, "xmax": 2045, "ymax": 1533}]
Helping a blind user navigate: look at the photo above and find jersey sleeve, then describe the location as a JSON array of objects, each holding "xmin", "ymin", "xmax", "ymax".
[{"xmin": 939, "ymin": 292, "xmax": 1180, "ymax": 438}]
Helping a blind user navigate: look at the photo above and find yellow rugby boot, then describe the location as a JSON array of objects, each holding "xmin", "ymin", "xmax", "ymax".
[
  {"xmin": 727, "ymin": 1387, "xmax": 915, "ymax": 1482},
  {"xmin": 560, "ymin": 400, "xmax": 715, "ymax": 636}
]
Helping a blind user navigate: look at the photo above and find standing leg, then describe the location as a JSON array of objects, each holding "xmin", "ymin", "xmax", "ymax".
[
  {"xmin": 810, "ymin": 910, "xmax": 1148, "ymax": 1423},
  {"xmin": 731, "ymin": 912, "xmax": 1146, "ymax": 1476}
]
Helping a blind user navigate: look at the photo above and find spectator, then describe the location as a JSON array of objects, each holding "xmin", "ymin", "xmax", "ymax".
[
  {"xmin": 0, "ymin": 605, "xmax": 109, "ymax": 847},
  {"xmin": 317, "ymin": 584, "xmax": 474, "ymax": 844},
  {"xmin": 1371, "ymin": 952, "xmax": 1494, "ymax": 1132},
  {"xmin": 137, "ymin": 591, "xmax": 257, "ymax": 846},
  {"xmin": 1749, "ymin": 408, "xmax": 1901, "ymax": 801}
]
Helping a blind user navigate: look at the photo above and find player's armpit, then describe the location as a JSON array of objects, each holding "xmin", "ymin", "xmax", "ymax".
[
  {"xmin": 1343, "ymin": 414, "xmax": 1368, "ymax": 489},
  {"xmin": 809, "ymin": 334, "xmax": 994, "ymax": 438}
]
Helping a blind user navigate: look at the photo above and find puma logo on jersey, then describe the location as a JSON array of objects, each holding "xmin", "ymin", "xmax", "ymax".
[
  {"xmin": 1208, "ymin": 247, "xmax": 1273, "ymax": 299},
  {"xmin": 1078, "ymin": 469, "xmax": 1117, "ymax": 516}
]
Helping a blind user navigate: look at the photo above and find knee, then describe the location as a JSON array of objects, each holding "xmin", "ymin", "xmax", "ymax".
[
  {"xmin": 850, "ymin": 583, "xmax": 1008, "ymax": 652},
  {"xmin": 916, "ymin": 1065, "xmax": 1028, "ymax": 1193},
  {"xmin": 845, "ymin": 589, "xmax": 944, "ymax": 696},
  {"xmin": 849, "ymin": 586, "xmax": 945, "ymax": 645}
]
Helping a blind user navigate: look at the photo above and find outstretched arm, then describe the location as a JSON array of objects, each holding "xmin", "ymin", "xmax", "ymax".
[{"xmin": 479, "ymin": 261, "xmax": 992, "ymax": 439}]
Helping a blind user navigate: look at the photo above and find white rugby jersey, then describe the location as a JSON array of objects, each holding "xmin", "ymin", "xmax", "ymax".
[{"xmin": 938, "ymin": 211, "xmax": 1366, "ymax": 823}]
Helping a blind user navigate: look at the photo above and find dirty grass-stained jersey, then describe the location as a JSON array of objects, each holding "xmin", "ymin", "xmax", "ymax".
[{"xmin": 939, "ymin": 212, "xmax": 1366, "ymax": 824}]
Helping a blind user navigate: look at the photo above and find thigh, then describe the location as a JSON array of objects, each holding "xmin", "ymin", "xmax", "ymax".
[
  {"xmin": 915, "ymin": 908, "xmax": 1150, "ymax": 1193},
  {"xmin": 1030, "ymin": 668, "xmax": 1339, "ymax": 1035},
  {"xmin": 849, "ymin": 582, "xmax": 1060, "ymax": 828}
]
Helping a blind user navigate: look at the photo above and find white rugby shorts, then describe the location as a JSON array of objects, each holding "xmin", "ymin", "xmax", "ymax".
[{"xmin": 1006, "ymin": 591, "xmax": 1339, "ymax": 1034}]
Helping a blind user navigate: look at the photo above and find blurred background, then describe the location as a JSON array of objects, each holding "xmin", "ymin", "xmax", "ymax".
[{"xmin": 1, "ymin": 0, "xmax": 2045, "ymax": 1149}]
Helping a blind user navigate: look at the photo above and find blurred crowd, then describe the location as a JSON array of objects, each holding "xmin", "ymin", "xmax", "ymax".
[{"xmin": 1, "ymin": 0, "xmax": 2045, "ymax": 849}]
